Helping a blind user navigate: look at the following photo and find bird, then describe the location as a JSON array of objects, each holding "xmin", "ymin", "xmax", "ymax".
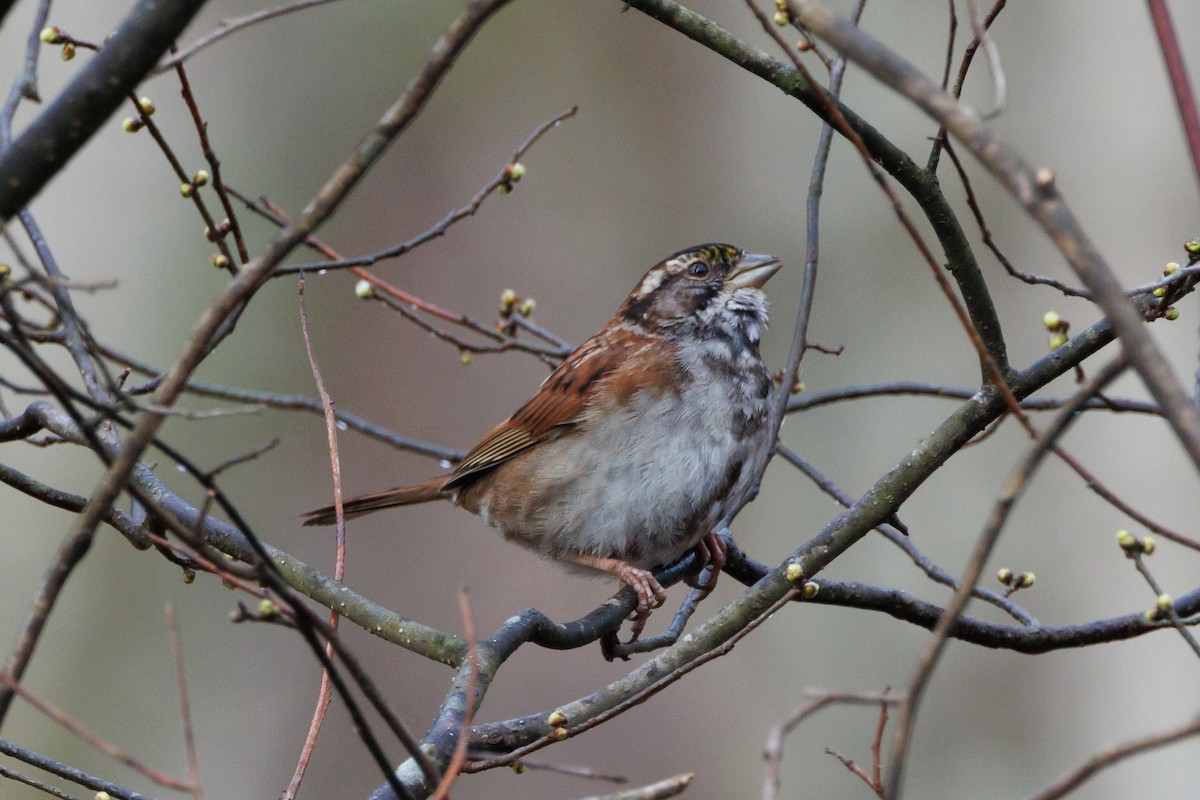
[{"xmin": 303, "ymin": 243, "xmax": 781, "ymax": 636}]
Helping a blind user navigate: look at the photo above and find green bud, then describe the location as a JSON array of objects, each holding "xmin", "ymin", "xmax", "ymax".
[
  {"xmin": 211, "ymin": 253, "xmax": 230, "ymax": 270},
  {"xmin": 1165, "ymin": 307, "xmax": 1180, "ymax": 321},
  {"xmin": 355, "ymin": 279, "xmax": 374, "ymax": 299},
  {"xmin": 1152, "ymin": 286, "xmax": 1166, "ymax": 297},
  {"xmin": 1048, "ymin": 332, "xmax": 1067, "ymax": 349},
  {"xmin": 517, "ymin": 297, "xmax": 536, "ymax": 316},
  {"xmin": 785, "ymin": 562, "xmax": 804, "ymax": 582},
  {"xmin": 1142, "ymin": 536, "xmax": 1155, "ymax": 555},
  {"xmin": 505, "ymin": 162, "xmax": 526, "ymax": 182},
  {"xmin": 1016, "ymin": 572, "xmax": 1035, "ymax": 588},
  {"xmin": 1163, "ymin": 262, "xmax": 1180, "ymax": 276},
  {"xmin": 1157, "ymin": 594, "xmax": 1172, "ymax": 613},
  {"xmin": 122, "ymin": 117, "xmax": 142, "ymax": 133},
  {"xmin": 1042, "ymin": 310, "xmax": 1061, "ymax": 330},
  {"xmin": 552, "ymin": 726, "xmax": 568, "ymax": 741},
  {"xmin": 138, "ymin": 97, "xmax": 156, "ymax": 115},
  {"xmin": 997, "ymin": 567, "xmax": 1014, "ymax": 585},
  {"xmin": 60, "ymin": 42, "xmax": 75, "ymax": 61},
  {"xmin": 500, "ymin": 288, "xmax": 518, "ymax": 311},
  {"xmin": 1116, "ymin": 529, "xmax": 1138, "ymax": 550},
  {"xmin": 773, "ymin": 11, "xmax": 789, "ymax": 25},
  {"xmin": 180, "ymin": 183, "xmax": 194, "ymax": 198},
  {"xmin": 459, "ymin": 350, "xmax": 473, "ymax": 366},
  {"xmin": 802, "ymin": 581, "xmax": 819, "ymax": 599},
  {"xmin": 39, "ymin": 27, "xmax": 62, "ymax": 44},
  {"xmin": 547, "ymin": 710, "xmax": 568, "ymax": 727},
  {"xmin": 192, "ymin": 170, "xmax": 209, "ymax": 187},
  {"xmin": 1185, "ymin": 239, "xmax": 1200, "ymax": 255}
]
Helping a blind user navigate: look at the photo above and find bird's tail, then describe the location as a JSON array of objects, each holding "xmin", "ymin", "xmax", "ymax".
[{"xmin": 301, "ymin": 476, "xmax": 447, "ymax": 526}]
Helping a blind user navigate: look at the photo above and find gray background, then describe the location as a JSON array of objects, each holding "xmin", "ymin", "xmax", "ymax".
[{"xmin": 1, "ymin": 1, "xmax": 1198, "ymax": 798}]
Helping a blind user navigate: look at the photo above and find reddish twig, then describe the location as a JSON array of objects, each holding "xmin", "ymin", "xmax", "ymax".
[
  {"xmin": 0, "ymin": 670, "xmax": 193, "ymax": 791},
  {"xmin": 165, "ymin": 605, "xmax": 206, "ymax": 800},
  {"xmin": 172, "ymin": 52, "xmax": 250, "ymax": 264},
  {"xmin": 825, "ymin": 746, "xmax": 884, "ymax": 798},
  {"xmin": 1027, "ymin": 715, "xmax": 1200, "ymax": 800},
  {"xmin": 282, "ymin": 275, "xmax": 348, "ymax": 799},
  {"xmin": 763, "ymin": 689, "xmax": 902, "ymax": 800},
  {"xmin": 1146, "ymin": 0, "xmax": 1200, "ymax": 203}
]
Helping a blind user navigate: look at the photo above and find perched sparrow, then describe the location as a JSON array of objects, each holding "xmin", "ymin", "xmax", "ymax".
[{"xmin": 304, "ymin": 244, "xmax": 781, "ymax": 634}]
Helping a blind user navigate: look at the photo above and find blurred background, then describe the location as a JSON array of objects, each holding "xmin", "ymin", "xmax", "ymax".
[{"xmin": 2, "ymin": 0, "xmax": 1199, "ymax": 798}]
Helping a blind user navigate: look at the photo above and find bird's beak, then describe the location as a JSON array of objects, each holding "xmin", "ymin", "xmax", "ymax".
[{"xmin": 726, "ymin": 252, "xmax": 782, "ymax": 289}]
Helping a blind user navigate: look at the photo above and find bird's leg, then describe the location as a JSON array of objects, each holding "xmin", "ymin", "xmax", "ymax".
[
  {"xmin": 683, "ymin": 530, "xmax": 728, "ymax": 592},
  {"xmin": 567, "ymin": 554, "xmax": 667, "ymax": 640}
]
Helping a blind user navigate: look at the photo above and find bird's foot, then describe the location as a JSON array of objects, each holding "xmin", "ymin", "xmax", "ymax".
[
  {"xmin": 609, "ymin": 561, "xmax": 667, "ymax": 641},
  {"xmin": 566, "ymin": 554, "xmax": 666, "ymax": 642},
  {"xmin": 683, "ymin": 531, "xmax": 728, "ymax": 592}
]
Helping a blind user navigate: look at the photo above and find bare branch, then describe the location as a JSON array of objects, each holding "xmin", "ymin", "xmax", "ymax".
[
  {"xmin": 1027, "ymin": 715, "xmax": 1200, "ymax": 800},
  {"xmin": 159, "ymin": 0, "xmax": 346, "ymax": 72}
]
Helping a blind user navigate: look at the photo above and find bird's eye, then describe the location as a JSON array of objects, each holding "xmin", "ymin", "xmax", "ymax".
[{"xmin": 687, "ymin": 261, "xmax": 709, "ymax": 278}]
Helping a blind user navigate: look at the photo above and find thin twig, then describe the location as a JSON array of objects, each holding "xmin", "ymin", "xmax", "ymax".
[
  {"xmin": 158, "ymin": 0, "xmax": 345, "ymax": 71},
  {"xmin": 173, "ymin": 53, "xmax": 250, "ymax": 263},
  {"xmin": 788, "ymin": 380, "xmax": 1160, "ymax": 415},
  {"xmin": 0, "ymin": 736, "xmax": 152, "ymax": 800},
  {"xmin": 964, "ymin": 0, "xmax": 1006, "ymax": 116},
  {"xmin": 774, "ymin": 444, "xmax": 1037, "ymax": 624},
  {"xmin": 763, "ymin": 690, "xmax": 901, "ymax": 800},
  {"xmin": 941, "ymin": 138, "xmax": 1086, "ymax": 297},
  {"xmin": 282, "ymin": 276, "xmax": 348, "ymax": 799},
  {"xmin": 274, "ymin": 105, "xmax": 578, "ymax": 275},
  {"xmin": 164, "ymin": 605, "xmax": 205, "ymax": 800},
  {"xmin": 578, "ymin": 773, "xmax": 693, "ymax": 800},
  {"xmin": 1128, "ymin": 554, "xmax": 1200, "ymax": 660},
  {"xmin": 517, "ymin": 760, "xmax": 627, "ymax": 784},
  {"xmin": 1145, "ymin": 0, "xmax": 1200, "ymax": 204},
  {"xmin": 0, "ymin": 762, "xmax": 76, "ymax": 799},
  {"xmin": 1026, "ymin": 715, "xmax": 1200, "ymax": 800},
  {"xmin": 0, "ymin": 670, "xmax": 192, "ymax": 791}
]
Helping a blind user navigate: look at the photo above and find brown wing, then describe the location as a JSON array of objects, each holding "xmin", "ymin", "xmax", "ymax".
[{"xmin": 444, "ymin": 327, "xmax": 651, "ymax": 489}]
